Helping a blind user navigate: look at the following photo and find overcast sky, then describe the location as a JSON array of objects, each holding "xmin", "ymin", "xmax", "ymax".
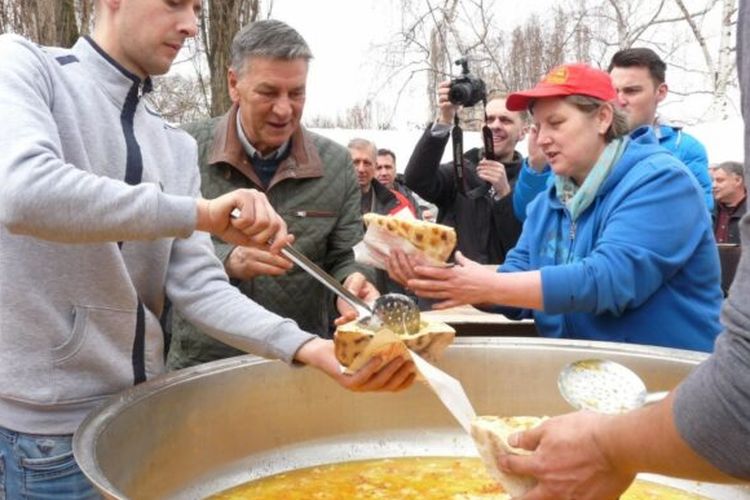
[
  {"xmin": 188, "ymin": 0, "xmax": 743, "ymax": 163},
  {"xmin": 265, "ymin": 0, "xmax": 555, "ymax": 127}
]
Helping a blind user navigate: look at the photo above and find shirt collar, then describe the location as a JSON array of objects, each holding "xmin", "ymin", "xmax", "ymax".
[
  {"xmin": 235, "ymin": 111, "xmax": 289, "ymax": 160},
  {"xmin": 75, "ymin": 36, "xmax": 153, "ymax": 101}
]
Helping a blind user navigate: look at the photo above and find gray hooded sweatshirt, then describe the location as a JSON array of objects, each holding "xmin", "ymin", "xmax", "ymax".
[
  {"xmin": 0, "ymin": 35, "xmax": 315, "ymax": 435},
  {"xmin": 672, "ymin": 0, "xmax": 750, "ymax": 478}
]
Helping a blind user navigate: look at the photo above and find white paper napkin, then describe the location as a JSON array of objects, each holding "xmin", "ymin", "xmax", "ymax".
[{"xmin": 410, "ymin": 350, "xmax": 477, "ymax": 433}]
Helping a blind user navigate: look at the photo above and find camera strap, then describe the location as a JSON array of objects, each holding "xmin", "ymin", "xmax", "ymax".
[
  {"xmin": 481, "ymin": 99, "xmax": 496, "ymax": 161},
  {"xmin": 452, "ymin": 115, "xmax": 467, "ymax": 195}
]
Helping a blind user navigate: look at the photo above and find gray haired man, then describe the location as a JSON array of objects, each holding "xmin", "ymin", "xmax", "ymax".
[{"xmin": 167, "ymin": 20, "xmax": 412, "ymax": 386}]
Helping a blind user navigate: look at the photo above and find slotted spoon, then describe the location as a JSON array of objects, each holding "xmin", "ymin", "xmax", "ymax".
[{"xmin": 558, "ymin": 359, "xmax": 669, "ymax": 414}]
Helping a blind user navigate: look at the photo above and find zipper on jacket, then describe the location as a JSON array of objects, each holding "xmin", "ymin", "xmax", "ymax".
[
  {"xmin": 293, "ymin": 210, "xmax": 336, "ymax": 218},
  {"xmin": 566, "ymin": 220, "xmax": 577, "ymax": 263}
]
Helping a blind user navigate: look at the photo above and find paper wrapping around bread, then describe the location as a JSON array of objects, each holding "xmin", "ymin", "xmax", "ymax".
[
  {"xmin": 334, "ymin": 319, "xmax": 455, "ymax": 374},
  {"xmin": 470, "ymin": 416, "xmax": 547, "ymax": 498},
  {"xmin": 354, "ymin": 213, "xmax": 457, "ymax": 269}
]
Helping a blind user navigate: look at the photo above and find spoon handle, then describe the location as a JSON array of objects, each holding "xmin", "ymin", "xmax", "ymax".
[
  {"xmin": 229, "ymin": 208, "xmax": 372, "ymax": 320},
  {"xmin": 281, "ymin": 244, "xmax": 373, "ymax": 318},
  {"xmin": 644, "ymin": 390, "xmax": 670, "ymax": 406}
]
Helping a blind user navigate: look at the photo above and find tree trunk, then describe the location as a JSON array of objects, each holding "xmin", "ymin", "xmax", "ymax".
[
  {"xmin": 203, "ymin": 0, "xmax": 260, "ymax": 117},
  {"xmin": 32, "ymin": 0, "xmax": 79, "ymax": 47},
  {"xmin": 705, "ymin": 0, "xmax": 737, "ymax": 120}
]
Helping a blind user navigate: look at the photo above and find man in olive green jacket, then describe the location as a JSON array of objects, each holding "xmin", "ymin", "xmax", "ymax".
[{"xmin": 168, "ymin": 20, "xmax": 378, "ymax": 369}]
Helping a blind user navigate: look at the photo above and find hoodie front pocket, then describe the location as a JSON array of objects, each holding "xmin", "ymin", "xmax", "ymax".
[{"xmin": 52, "ymin": 305, "xmax": 136, "ymax": 402}]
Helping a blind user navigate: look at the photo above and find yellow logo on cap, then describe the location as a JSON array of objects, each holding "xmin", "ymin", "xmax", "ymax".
[{"xmin": 543, "ymin": 66, "xmax": 569, "ymax": 84}]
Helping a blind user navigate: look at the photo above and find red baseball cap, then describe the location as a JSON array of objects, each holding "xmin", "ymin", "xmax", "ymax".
[{"xmin": 506, "ymin": 63, "xmax": 617, "ymax": 111}]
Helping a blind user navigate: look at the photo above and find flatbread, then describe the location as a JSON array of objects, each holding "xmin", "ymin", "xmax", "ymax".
[
  {"xmin": 334, "ymin": 319, "xmax": 455, "ymax": 374},
  {"xmin": 470, "ymin": 415, "xmax": 546, "ymax": 498},
  {"xmin": 362, "ymin": 213, "xmax": 457, "ymax": 263}
]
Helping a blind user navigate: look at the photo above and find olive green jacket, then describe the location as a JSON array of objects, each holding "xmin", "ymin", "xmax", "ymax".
[{"xmin": 168, "ymin": 104, "xmax": 367, "ymax": 368}]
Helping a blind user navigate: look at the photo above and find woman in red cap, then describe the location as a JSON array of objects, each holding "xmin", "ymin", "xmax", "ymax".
[{"xmin": 388, "ymin": 63, "xmax": 722, "ymax": 352}]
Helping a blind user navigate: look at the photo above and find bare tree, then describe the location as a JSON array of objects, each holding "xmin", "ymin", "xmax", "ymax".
[
  {"xmin": 200, "ymin": 0, "xmax": 260, "ymax": 117},
  {"xmin": 371, "ymin": 0, "xmax": 591, "ymax": 129},
  {"xmin": 581, "ymin": 0, "xmax": 736, "ymax": 121},
  {"xmin": 149, "ymin": 74, "xmax": 210, "ymax": 125},
  {"xmin": 672, "ymin": 0, "xmax": 737, "ymax": 120},
  {"xmin": 0, "ymin": 0, "xmax": 92, "ymax": 47}
]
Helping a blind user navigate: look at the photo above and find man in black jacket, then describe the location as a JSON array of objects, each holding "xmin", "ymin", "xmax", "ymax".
[{"xmin": 404, "ymin": 85, "xmax": 528, "ymax": 264}]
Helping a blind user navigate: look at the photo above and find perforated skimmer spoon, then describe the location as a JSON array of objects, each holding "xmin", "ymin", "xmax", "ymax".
[
  {"xmin": 558, "ymin": 359, "xmax": 670, "ymax": 414},
  {"xmin": 229, "ymin": 209, "xmax": 421, "ymax": 334},
  {"xmin": 283, "ymin": 245, "xmax": 420, "ymax": 333}
]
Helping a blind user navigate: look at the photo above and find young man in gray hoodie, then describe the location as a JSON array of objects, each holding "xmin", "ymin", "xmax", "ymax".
[{"xmin": 0, "ymin": 1, "xmax": 414, "ymax": 497}]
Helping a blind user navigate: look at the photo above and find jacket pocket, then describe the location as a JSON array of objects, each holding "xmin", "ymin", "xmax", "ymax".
[{"xmin": 51, "ymin": 305, "xmax": 136, "ymax": 402}]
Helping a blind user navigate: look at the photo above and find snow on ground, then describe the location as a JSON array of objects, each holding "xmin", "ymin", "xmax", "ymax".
[
  {"xmin": 312, "ymin": 117, "xmax": 745, "ymax": 174},
  {"xmin": 687, "ymin": 118, "xmax": 744, "ymax": 165}
]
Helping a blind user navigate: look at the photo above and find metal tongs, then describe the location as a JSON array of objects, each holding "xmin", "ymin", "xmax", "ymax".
[
  {"xmin": 229, "ymin": 208, "xmax": 420, "ymax": 333},
  {"xmin": 281, "ymin": 243, "xmax": 378, "ymax": 328}
]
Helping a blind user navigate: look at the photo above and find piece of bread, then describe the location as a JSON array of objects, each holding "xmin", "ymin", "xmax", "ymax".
[
  {"xmin": 470, "ymin": 416, "xmax": 546, "ymax": 498},
  {"xmin": 362, "ymin": 213, "xmax": 457, "ymax": 263},
  {"xmin": 334, "ymin": 319, "xmax": 455, "ymax": 373}
]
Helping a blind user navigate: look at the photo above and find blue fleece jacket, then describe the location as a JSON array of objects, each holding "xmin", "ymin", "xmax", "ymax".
[
  {"xmin": 513, "ymin": 124, "xmax": 713, "ymax": 220},
  {"xmin": 656, "ymin": 125, "xmax": 713, "ymax": 210},
  {"xmin": 497, "ymin": 128, "xmax": 722, "ymax": 352}
]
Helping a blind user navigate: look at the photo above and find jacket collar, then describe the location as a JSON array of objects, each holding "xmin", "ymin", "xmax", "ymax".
[
  {"xmin": 73, "ymin": 36, "xmax": 152, "ymax": 106},
  {"xmin": 370, "ymin": 179, "xmax": 397, "ymax": 204},
  {"xmin": 208, "ymin": 103, "xmax": 324, "ymax": 189}
]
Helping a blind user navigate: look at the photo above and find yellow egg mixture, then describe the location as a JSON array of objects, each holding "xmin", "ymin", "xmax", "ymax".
[{"xmin": 211, "ymin": 456, "xmax": 707, "ymax": 499}]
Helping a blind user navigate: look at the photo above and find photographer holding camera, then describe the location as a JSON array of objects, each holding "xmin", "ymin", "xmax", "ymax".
[{"xmin": 402, "ymin": 61, "xmax": 529, "ymax": 265}]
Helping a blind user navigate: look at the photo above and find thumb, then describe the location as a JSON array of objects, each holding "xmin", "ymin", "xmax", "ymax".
[
  {"xmin": 509, "ymin": 424, "xmax": 544, "ymax": 452},
  {"xmin": 344, "ymin": 272, "xmax": 365, "ymax": 293},
  {"xmin": 454, "ymin": 251, "xmax": 469, "ymax": 266}
]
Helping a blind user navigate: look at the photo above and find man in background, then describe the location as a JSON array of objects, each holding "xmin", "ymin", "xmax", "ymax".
[
  {"xmin": 376, "ymin": 148, "xmax": 422, "ymax": 218},
  {"xmin": 404, "ymin": 88, "xmax": 527, "ymax": 264},
  {"xmin": 349, "ymin": 138, "xmax": 415, "ymax": 296},
  {"xmin": 712, "ymin": 160, "xmax": 747, "ymax": 244},
  {"xmin": 350, "ymin": 138, "xmax": 414, "ymax": 218},
  {"xmin": 609, "ymin": 47, "xmax": 713, "ymax": 210}
]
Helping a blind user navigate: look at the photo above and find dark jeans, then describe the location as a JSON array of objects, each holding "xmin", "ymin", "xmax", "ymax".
[{"xmin": 0, "ymin": 426, "xmax": 100, "ymax": 499}]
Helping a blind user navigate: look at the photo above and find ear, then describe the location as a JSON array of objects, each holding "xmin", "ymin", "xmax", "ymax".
[
  {"xmin": 100, "ymin": 0, "xmax": 121, "ymax": 10},
  {"xmin": 517, "ymin": 124, "xmax": 528, "ymax": 142},
  {"xmin": 227, "ymin": 67, "xmax": 240, "ymax": 104},
  {"xmin": 655, "ymin": 82, "xmax": 668, "ymax": 104},
  {"xmin": 597, "ymin": 104, "xmax": 614, "ymax": 136}
]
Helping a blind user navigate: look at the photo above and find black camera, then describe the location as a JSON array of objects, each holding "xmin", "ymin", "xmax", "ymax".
[{"xmin": 448, "ymin": 58, "xmax": 486, "ymax": 107}]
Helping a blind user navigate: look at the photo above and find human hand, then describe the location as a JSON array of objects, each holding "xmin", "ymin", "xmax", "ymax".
[
  {"xmin": 407, "ymin": 251, "xmax": 493, "ymax": 309},
  {"xmin": 527, "ymin": 125, "xmax": 548, "ymax": 172},
  {"xmin": 196, "ymin": 188, "xmax": 291, "ymax": 253},
  {"xmin": 294, "ymin": 337, "xmax": 416, "ymax": 392},
  {"xmin": 436, "ymin": 80, "xmax": 459, "ymax": 125},
  {"xmin": 224, "ymin": 245, "xmax": 293, "ymax": 280},
  {"xmin": 335, "ymin": 272, "xmax": 380, "ymax": 321},
  {"xmin": 476, "ymin": 159, "xmax": 510, "ymax": 198},
  {"xmin": 384, "ymin": 249, "xmax": 420, "ymax": 286},
  {"xmin": 499, "ymin": 411, "xmax": 635, "ymax": 500}
]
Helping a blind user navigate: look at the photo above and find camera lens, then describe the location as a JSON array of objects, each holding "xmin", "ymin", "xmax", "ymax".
[{"xmin": 448, "ymin": 82, "xmax": 473, "ymax": 106}]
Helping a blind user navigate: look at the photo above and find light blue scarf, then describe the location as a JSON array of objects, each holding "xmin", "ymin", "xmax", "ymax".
[{"xmin": 554, "ymin": 137, "xmax": 629, "ymax": 220}]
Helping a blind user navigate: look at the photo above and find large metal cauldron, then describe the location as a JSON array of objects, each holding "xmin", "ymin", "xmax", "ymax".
[{"xmin": 74, "ymin": 338, "xmax": 750, "ymax": 499}]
